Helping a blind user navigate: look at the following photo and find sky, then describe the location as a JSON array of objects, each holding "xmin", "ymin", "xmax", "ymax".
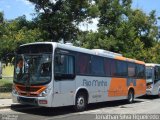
[
  {"xmin": 0, "ymin": 0, "xmax": 35, "ymax": 20},
  {"xmin": 0, "ymin": 0, "xmax": 160, "ymax": 30}
]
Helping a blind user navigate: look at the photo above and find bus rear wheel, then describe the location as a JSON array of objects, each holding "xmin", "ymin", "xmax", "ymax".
[
  {"xmin": 74, "ymin": 93, "xmax": 87, "ymax": 112},
  {"xmin": 127, "ymin": 89, "xmax": 134, "ymax": 104},
  {"xmin": 158, "ymin": 88, "xmax": 160, "ymax": 98}
]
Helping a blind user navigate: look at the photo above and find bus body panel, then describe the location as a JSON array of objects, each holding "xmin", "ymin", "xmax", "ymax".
[
  {"xmin": 52, "ymin": 79, "xmax": 76, "ymax": 107},
  {"xmin": 51, "ymin": 77, "xmax": 146, "ymax": 107},
  {"xmin": 75, "ymin": 76, "xmax": 109, "ymax": 104},
  {"xmin": 146, "ymin": 81, "xmax": 160, "ymax": 95}
]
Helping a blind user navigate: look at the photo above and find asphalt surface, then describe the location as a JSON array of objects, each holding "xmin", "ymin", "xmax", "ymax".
[{"xmin": 0, "ymin": 96, "xmax": 160, "ymax": 120}]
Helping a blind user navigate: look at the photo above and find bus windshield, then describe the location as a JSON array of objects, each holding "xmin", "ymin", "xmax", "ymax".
[
  {"xmin": 14, "ymin": 54, "xmax": 52, "ymax": 85},
  {"xmin": 146, "ymin": 67, "xmax": 153, "ymax": 83}
]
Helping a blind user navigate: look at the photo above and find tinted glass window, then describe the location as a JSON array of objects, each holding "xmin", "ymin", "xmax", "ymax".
[
  {"xmin": 104, "ymin": 58, "xmax": 111, "ymax": 76},
  {"xmin": 55, "ymin": 54, "xmax": 74, "ymax": 75},
  {"xmin": 128, "ymin": 63, "xmax": 135, "ymax": 77},
  {"xmin": 136, "ymin": 64, "xmax": 145, "ymax": 79},
  {"xmin": 110, "ymin": 60, "xmax": 116, "ymax": 76},
  {"xmin": 146, "ymin": 67, "xmax": 153, "ymax": 83},
  {"xmin": 116, "ymin": 61, "xmax": 128, "ymax": 77},
  {"xmin": 155, "ymin": 66, "xmax": 160, "ymax": 80},
  {"xmin": 77, "ymin": 53, "xmax": 90, "ymax": 75},
  {"xmin": 17, "ymin": 44, "xmax": 53, "ymax": 54},
  {"xmin": 91, "ymin": 56, "xmax": 105, "ymax": 76}
]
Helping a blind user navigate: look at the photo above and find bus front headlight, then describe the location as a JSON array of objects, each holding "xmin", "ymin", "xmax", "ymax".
[{"xmin": 39, "ymin": 87, "xmax": 51, "ymax": 97}]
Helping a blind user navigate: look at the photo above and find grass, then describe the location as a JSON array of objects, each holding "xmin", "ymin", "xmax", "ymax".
[
  {"xmin": 0, "ymin": 78, "xmax": 13, "ymax": 88},
  {"xmin": 0, "ymin": 78, "xmax": 13, "ymax": 99},
  {"xmin": 0, "ymin": 64, "xmax": 14, "ymax": 98},
  {"xmin": 0, "ymin": 78, "xmax": 13, "ymax": 92}
]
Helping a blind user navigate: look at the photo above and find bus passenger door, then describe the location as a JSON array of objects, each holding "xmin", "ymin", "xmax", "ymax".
[
  {"xmin": 53, "ymin": 53, "xmax": 76, "ymax": 107},
  {"xmin": 153, "ymin": 66, "xmax": 160, "ymax": 94}
]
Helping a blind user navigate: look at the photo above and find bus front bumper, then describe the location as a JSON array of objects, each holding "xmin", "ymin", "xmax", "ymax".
[
  {"xmin": 12, "ymin": 93, "xmax": 52, "ymax": 107},
  {"xmin": 146, "ymin": 88, "xmax": 157, "ymax": 95},
  {"xmin": 146, "ymin": 90, "xmax": 152, "ymax": 95}
]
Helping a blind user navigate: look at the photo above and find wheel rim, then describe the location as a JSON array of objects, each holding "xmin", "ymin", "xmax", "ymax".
[
  {"xmin": 128, "ymin": 91, "xmax": 133, "ymax": 102},
  {"xmin": 77, "ymin": 96, "xmax": 85, "ymax": 109}
]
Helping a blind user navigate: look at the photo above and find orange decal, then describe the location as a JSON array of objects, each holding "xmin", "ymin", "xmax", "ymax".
[
  {"xmin": 108, "ymin": 78, "xmax": 128, "ymax": 97},
  {"xmin": 115, "ymin": 56, "xmax": 126, "ymax": 61},
  {"xmin": 135, "ymin": 61, "xmax": 145, "ymax": 65},
  {"xmin": 15, "ymin": 84, "xmax": 46, "ymax": 97}
]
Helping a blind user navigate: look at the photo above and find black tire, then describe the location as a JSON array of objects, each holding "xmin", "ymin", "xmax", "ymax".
[
  {"xmin": 158, "ymin": 89, "xmax": 160, "ymax": 98},
  {"xmin": 127, "ymin": 89, "xmax": 134, "ymax": 104},
  {"xmin": 74, "ymin": 92, "xmax": 87, "ymax": 112}
]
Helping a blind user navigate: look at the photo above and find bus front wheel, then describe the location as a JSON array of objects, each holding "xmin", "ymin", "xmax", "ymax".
[
  {"xmin": 127, "ymin": 89, "xmax": 134, "ymax": 104},
  {"xmin": 74, "ymin": 92, "xmax": 87, "ymax": 112}
]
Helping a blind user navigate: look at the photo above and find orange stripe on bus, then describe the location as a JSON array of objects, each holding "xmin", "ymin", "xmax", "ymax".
[
  {"xmin": 135, "ymin": 60, "xmax": 145, "ymax": 65},
  {"xmin": 108, "ymin": 78, "xmax": 128, "ymax": 97},
  {"xmin": 134, "ymin": 79, "xmax": 146, "ymax": 95},
  {"xmin": 108, "ymin": 78, "xmax": 146, "ymax": 97},
  {"xmin": 115, "ymin": 56, "xmax": 145, "ymax": 65},
  {"xmin": 115, "ymin": 56, "xmax": 126, "ymax": 61}
]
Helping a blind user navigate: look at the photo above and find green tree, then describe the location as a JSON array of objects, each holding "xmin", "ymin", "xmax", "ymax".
[
  {"xmin": 0, "ymin": 15, "xmax": 43, "ymax": 63},
  {"xmin": 81, "ymin": 0, "xmax": 134, "ymax": 53},
  {"xmin": 29, "ymin": 0, "xmax": 96, "ymax": 42},
  {"xmin": 129, "ymin": 10, "xmax": 158, "ymax": 48}
]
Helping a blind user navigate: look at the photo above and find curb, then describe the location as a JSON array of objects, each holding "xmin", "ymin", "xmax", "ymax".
[
  {"xmin": 0, "ymin": 105, "xmax": 10, "ymax": 109},
  {"xmin": 0, "ymin": 104, "xmax": 41, "ymax": 110}
]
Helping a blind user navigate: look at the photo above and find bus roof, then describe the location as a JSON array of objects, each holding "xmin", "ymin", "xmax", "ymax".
[
  {"xmin": 20, "ymin": 42, "xmax": 145, "ymax": 64},
  {"xmin": 145, "ymin": 63, "xmax": 160, "ymax": 67}
]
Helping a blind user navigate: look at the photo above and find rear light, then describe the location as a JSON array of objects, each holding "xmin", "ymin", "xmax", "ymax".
[{"xmin": 39, "ymin": 100, "xmax": 48, "ymax": 104}]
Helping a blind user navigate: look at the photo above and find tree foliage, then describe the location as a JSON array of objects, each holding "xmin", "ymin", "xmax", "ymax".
[
  {"xmin": 0, "ymin": 14, "xmax": 43, "ymax": 63},
  {"xmin": 29, "ymin": 0, "xmax": 97, "ymax": 42},
  {"xmin": 0, "ymin": 0, "xmax": 160, "ymax": 64}
]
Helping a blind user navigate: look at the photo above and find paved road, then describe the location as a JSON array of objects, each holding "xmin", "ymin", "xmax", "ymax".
[{"xmin": 0, "ymin": 96, "xmax": 160, "ymax": 120}]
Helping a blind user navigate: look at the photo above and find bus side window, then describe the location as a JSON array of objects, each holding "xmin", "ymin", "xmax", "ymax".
[
  {"xmin": 77, "ymin": 53, "xmax": 90, "ymax": 75},
  {"xmin": 128, "ymin": 63, "xmax": 135, "ymax": 77},
  {"xmin": 116, "ymin": 61, "xmax": 128, "ymax": 77},
  {"xmin": 54, "ymin": 54, "xmax": 75, "ymax": 80},
  {"xmin": 91, "ymin": 56, "xmax": 105, "ymax": 76},
  {"xmin": 110, "ymin": 60, "xmax": 116, "ymax": 76},
  {"xmin": 154, "ymin": 66, "xmax": 160, "ymax": 81},
  {"xmin": 104, "ymin": 58, "xmax": 111, "ymax": 76},
  {"xmin": 136, "ymin": 64, "xmax": 145, "ymax": 79}
]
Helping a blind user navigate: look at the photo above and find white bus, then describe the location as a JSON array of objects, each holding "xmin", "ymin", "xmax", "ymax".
[
  {"xmin": 146, "ymin": 63, "xmax": 160, "ymax": 97},
  {"xmin": 12, "ymin": 42, "xmax": 146, "ymax": 111}
]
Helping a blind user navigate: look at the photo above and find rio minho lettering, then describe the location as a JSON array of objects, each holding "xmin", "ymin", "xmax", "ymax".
[{"xmin": 83, "ymin": 79, "xmax": 107, "ymax": 87}]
